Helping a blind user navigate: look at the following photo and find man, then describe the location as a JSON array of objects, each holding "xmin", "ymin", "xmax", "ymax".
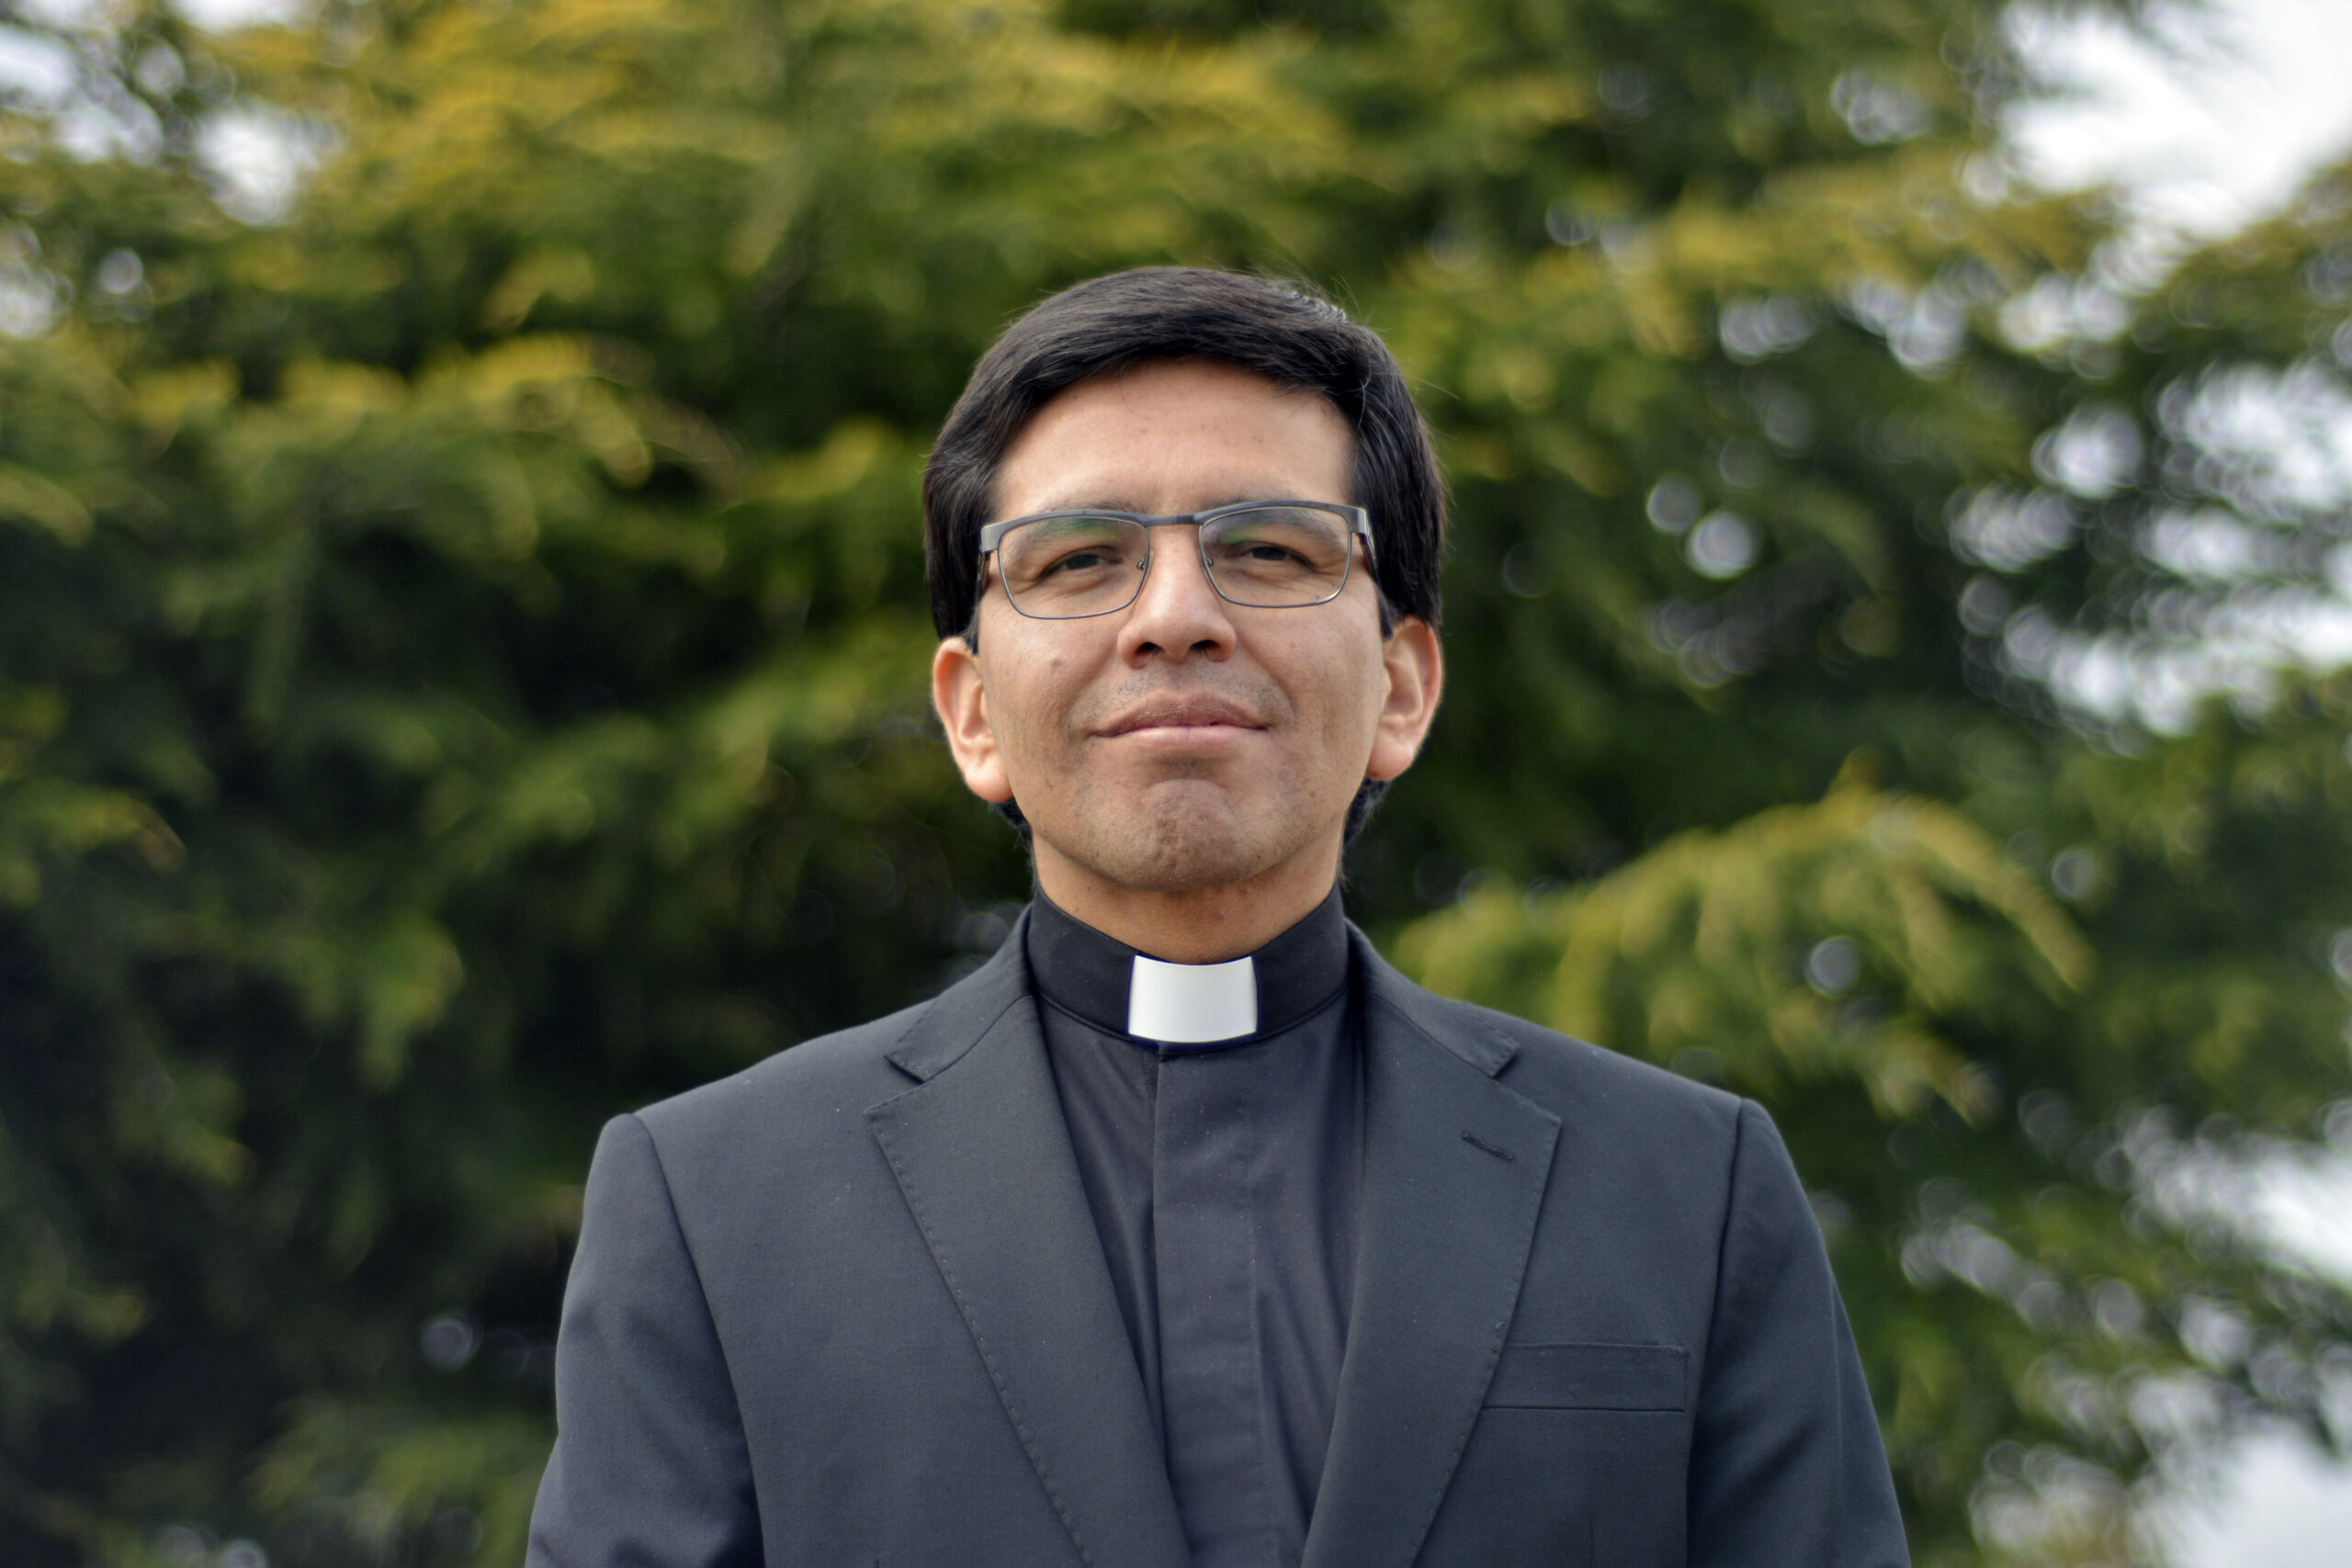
[{"xmin": 527, "ymin": 268, "xmax": 1910, "ymax": 1567}]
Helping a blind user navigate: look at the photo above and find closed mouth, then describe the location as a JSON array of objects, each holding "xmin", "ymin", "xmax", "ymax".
[{"xmin": 1100, "ymin": 698, "xmax": 1263, "ymax": 737}]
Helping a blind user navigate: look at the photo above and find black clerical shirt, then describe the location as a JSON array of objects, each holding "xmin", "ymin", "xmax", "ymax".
[{"xmin": 1026, "ymin": 889, "xmax": 1363, "ymax": 1568}]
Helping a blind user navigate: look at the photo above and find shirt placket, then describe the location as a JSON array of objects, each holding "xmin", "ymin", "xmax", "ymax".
[{"xmin": 1152, "ymin": 1046, "xmax": 1278, "ymax": 1568}]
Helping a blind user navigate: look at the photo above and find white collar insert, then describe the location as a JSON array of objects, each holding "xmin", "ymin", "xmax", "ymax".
[{"xmin": 1126, "ymin": 953, "xmax": 1258, "ymax": 1044}]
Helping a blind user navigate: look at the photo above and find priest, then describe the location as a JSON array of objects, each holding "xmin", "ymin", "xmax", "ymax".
[{"xmin": 526, "ymin": 267, "xmax": 1912, "ymax": 1568}]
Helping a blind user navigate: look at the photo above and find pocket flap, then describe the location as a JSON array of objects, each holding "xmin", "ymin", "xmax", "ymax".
[{"xmin": 1483, "ymin": 1341, "xmax": 1688, "ymax": 1411}]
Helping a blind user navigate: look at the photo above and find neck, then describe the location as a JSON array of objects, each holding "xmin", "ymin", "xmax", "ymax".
[{"xmin": 1031, "ymin": 834, "xmax": 1344, "ymax": 964}]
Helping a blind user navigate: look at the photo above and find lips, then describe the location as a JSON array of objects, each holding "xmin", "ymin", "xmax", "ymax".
[{"xmin": 1099, "ymin": 694, "xmax": 1264, "ymax": 736}]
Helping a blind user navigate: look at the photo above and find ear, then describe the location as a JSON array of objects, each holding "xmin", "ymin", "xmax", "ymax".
[
  {"xmin": 933, "ymin": 636, "xmax": 1015, "ymax": 803},
  {"xmin": 1366, "ymin": 615, "xmax": 1442, "ymax": 782}
]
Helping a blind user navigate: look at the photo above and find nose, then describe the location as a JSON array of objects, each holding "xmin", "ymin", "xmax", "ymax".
[{"xmin": 1116, "ymin": 525, "xmax": 1237, "ymax": 666}]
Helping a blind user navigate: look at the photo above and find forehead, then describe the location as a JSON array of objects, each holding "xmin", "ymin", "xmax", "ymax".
[{"xmin": 996, "ymin": 357, "xmax": 1354, "ymax": 517}]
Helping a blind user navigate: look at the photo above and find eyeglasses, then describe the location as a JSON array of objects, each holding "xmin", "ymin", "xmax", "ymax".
[{"xmin": 977, "ymin": 500, "xmax": 1374, "ymax": 620}]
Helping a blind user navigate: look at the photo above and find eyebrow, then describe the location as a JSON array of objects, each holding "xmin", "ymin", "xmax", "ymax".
[{"xmin": 1017, "ymin": 494, "xmax": 1289, "ymax": 517}]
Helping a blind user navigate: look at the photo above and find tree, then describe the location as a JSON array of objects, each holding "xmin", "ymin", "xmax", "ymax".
[{"xmin": 1, "ymin": 0, "xmax": 2347, "ymax": 1562}]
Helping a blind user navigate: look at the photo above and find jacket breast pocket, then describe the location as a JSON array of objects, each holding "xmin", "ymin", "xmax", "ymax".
[
  {"xmin": 1481, "ymin": 1341, "xmax": 1688, "ymax": 1411},
  {"xmin": 1426, "ymin": 1344, "xmax": 1693, "ymax": 1564}
]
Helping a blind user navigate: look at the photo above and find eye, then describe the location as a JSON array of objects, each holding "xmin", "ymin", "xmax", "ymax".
[
  {"xmin": 1002, "ymin": 519, "xmax": 1141, "ymax": 584},
  {"xmin": 1043, "ymin": 547, "xmax": 1119, "ymax": 575}
]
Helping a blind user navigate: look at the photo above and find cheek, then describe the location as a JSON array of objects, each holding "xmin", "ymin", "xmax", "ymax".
[
  {"xmin": 988, "ymin": 647, "xmax": 1083, "ymax": 765},
  {"xmin": 1299, "ymin": 634, "xmax": 1388, "ymax": 761}
]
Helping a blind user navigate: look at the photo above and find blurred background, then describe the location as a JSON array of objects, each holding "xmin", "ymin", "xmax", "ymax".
[{"xmin": 2, "ymin": 0, "xmax": 2350, "ymax": 1563}]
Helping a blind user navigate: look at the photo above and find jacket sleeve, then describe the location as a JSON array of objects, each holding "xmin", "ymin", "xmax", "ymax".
[
  {"xmin": 527, "ymin": 1113, "xmax": 762, "ymax": 1568},
  {"xmin": 1687, "ymin": 1100, "xmax": 1910, "ymax": 1568}
]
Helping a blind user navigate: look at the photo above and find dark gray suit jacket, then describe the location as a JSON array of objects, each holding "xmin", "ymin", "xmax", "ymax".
[{"xmin": 527, "ymin": 921, "xmax": 1909, "ymax": 1567}]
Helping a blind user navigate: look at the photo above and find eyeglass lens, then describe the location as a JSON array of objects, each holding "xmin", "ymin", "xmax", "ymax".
[{"xmin": 994, "ymin": 505, "xmax": 1358, "ymax": 617}]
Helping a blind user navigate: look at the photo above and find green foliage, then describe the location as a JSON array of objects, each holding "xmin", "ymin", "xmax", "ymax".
[
  {"xmin": 1399, "ymin": 762, "xmax": 2094, "ymax": 1122},
  {"xmin": 2, "ymin": 0, "xmax": 2349, "ymax": 1563}
]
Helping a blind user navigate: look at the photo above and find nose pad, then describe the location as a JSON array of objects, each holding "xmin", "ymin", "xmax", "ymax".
[
  {"xmin": 1136, "ymin": 527, "xmax": 1217, "ymax": 604},
  {"xmin": 1121, "ymin": 525, "xmax": 1234, "ymax": 654}
]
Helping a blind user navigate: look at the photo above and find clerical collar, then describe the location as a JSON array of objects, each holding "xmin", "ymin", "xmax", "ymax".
[{"xmin": 1024, "ymin": 886, "xmax": 1350, "ymax": 1049}]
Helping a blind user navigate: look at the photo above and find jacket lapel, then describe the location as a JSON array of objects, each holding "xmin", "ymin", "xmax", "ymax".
[
  {"xmin": 865, "ymin": 923, "xmax": 1191, "ymax": 1568},
  {"xmin": 1301, "ymin": 934, "xmax": 1563, "ymax": 1568}
]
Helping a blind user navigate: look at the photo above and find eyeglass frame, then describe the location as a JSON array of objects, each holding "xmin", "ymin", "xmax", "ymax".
[{"xmin": 974, "ymin": 499, "xmax": 1377, "ymax": 620}]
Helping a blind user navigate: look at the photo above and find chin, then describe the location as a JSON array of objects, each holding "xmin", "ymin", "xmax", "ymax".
[
  {"xmin": 1102, "ymin": 841, "xmax": 1271, "ymax": 896},
  {"xmin": 1067, "ymin": 793, "xmax": 1312, "ymax": 897}
]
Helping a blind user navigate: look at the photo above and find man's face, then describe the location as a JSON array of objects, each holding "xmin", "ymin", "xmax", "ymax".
[{"xmin": 933, "ymin": 357, "xmax": 1441, "ymax": 908}]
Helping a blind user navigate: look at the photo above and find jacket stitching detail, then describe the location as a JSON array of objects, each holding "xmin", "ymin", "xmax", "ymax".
[{"xmin": 870, "ymin": 1114, "xmax": 1099, "ymax": 1568}]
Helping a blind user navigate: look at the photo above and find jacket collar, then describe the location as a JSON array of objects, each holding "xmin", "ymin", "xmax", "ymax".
[
  {"xmin": 883, "ymin": 916, "xmax": 1034, "ymax": 1083},
  {"xmin": 1350, "ymin": 924, "xmax": 1521, "ymax": 1076}
]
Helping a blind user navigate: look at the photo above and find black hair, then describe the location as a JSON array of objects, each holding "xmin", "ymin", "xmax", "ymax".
[
  {"xmin": 922, "ymin": 266, "xmax": 1446, "ymax": 845},
  {"xmin": 924, "ymin": 266, "xmax": 1444, "ymax": 637}
]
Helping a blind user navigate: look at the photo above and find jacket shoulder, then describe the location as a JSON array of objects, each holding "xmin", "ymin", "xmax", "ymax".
[
  {"xmin": 622, "ymin": 934, "xmax": 1035, "ymax": 1197},
  {"xmin": 1402, "ymin": 980, "xmax": 1746, "ymax": 1142},
  {"xmin": 632, "ymin": 995, "xmax": 933, "ymax": 1148}
]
